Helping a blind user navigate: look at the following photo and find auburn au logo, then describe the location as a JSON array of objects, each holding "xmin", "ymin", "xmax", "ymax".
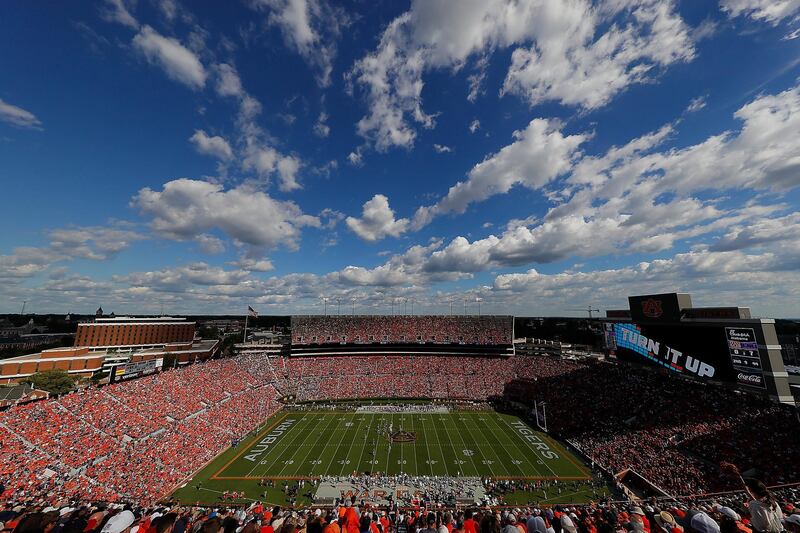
[{"xmin": 641, "ymin": 298, "xmax": 663, "ymax": 318}]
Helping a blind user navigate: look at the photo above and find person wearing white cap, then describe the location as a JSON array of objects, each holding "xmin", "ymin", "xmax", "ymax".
[
  {"xmin": 101, "ymin": 511, "xmax": 136, "ymax": 533},
  {"xmin": 682, "ymin": 511, "xmax": 720, "ymax": 533}
]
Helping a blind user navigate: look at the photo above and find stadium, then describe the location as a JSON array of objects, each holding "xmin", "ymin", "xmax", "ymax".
[{"xmin": 1, "ymin": 294, "xmax": 799, "ymax": 533}]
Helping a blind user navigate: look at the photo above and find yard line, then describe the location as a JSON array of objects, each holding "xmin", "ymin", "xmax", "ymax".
[
  {"xmin": 407, "ymin": 413, "xmax": 419, "ymax": 474},
  {"xmin": 309, "ymin": 412, "xmax": 346, "ymax": 476},
  {"xmin": 351, "ymin": 413, "xmax": 376, "ymax": 474},
  {"xmin": 495, "ymin": 414, "xmax": 557, "ymax": 477},
  {"xmin": 291, "ymin": 413, "xmax": 338, "ymax": 477},
  {"xmin": 425, "ymin": 412, "xmax": 449, "ymax": 476},
  {"xmin": 273, "ymin": 413, "xmax": 319, "ymax": 477},
  {"xmin": 369, "ymin": 414, "xmax": 383, "ymax": 473},
  {"xmin": 451, "ymin": 412, "xmax": 498, "ymax": 477},
  {"xmin": 488, "ymin": 413, "xmax": 551, "ymax": 478},
  {"xmin": 384, "ymin": 413, "xmax": 393, "ymax": 474},
  {"xmin": 419, "ymin": 415, "xmax": 435, "ymax": 476},
  {"xmin": 471, "ymin": 412, "xmax": 526, "ymax": 477},
  {"xmin": 438, "ymin": 412, "xmax": 482, "ymax": 476},
  {"xmin": 399, "ymin": 413, "xmax": 405, "ymax": 474},
  {"xmin": 338, "ymin": 412, "xmax": 369, "ymax": 476},
  {"xmin": 323, "ymin": 412, "xmax": 358, "ymax": 476},
  {"xmin": 246, "ymin": 412, "xmax": 308, "ymax": 477}
]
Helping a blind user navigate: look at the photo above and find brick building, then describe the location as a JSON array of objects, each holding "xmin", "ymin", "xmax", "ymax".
[
  {"xmin": 74, "ymin": 317, "xmax": 195, "ymax": 351},
  {"xmin": 0, "ymin": 317, "xmax": 218, "ymax": 385}
]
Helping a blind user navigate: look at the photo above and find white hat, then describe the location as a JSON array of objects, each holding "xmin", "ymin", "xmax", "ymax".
[
  {"xmin": 43, "ymin": 507, "xmax": 58, "ymax": 513},
  {"xmin": 716, "ymin": 507, "xmax": 740, "ymax": 521},
  {"xmin": 102, "ymin": 511, "xmax": 136, "ymax": 533},
  {"xmin": 561, "ymin": 515, "xmax": 578, "ymax": 533}
]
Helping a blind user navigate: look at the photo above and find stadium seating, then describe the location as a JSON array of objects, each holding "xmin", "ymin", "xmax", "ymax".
[
  {"xmin": 291, "ymin": 316, "xmax": 513, "ymax": 345},
  {"xmin": 0, "ymin": 348, "xmax": 798, "ymax": 512},
  {"xmin": 0, "ymin": 353, "xmax": 281, "ymax": 504}
]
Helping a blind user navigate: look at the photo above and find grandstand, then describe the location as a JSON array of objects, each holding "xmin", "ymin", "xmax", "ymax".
[
  {"xmin": 290, "ymin": 315, "xmax": 514, "ymax": 356},
  {"xmin": 0, "ymin": 312, "xmax": 798, "ymax": 533}
]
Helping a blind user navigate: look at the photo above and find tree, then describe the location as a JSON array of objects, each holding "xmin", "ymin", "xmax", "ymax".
[{"xmin": 24, "ymin": 369, "xmax": 76, "ymax": 395}]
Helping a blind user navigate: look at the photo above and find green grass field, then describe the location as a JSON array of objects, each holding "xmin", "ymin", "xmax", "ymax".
[{"xmin": 171, "ymin": 408, "xmax": 604, "ymax": 506}]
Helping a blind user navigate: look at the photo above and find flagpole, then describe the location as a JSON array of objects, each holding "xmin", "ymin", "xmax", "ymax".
[{"xmin": 243, "ymin": 311, "xmax": 249, "ymax": 343}]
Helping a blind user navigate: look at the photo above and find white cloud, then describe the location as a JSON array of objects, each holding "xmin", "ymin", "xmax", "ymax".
[
  {"xmin": 501, "ymin": 0, "xmax": 695, "ymax": 109},
  {"xmin": 433, "ymin": 144, "xmax": 452, "ymax": 153},
  {"xmin": 415, "ymin": 119, "xmax": 586, "ymax": 225},
  {"xmin": 410, "ymin": 81, "xmax": 800, "ymax": 248},
  {"xmin": 47, "ymin": 226, "xmax": 146, "ymax": 260},
  {"xmin": 347, "ymin": 148, "xmax": 364, "ymax": 166},
  {"xmin": 719, "ymin": 0, "xmax": 800, "ymax": 24},
  {"xmin": 118, "ymin": 262, "xmax": 252, "ymax": 289},
  {"xmin": 133, "ymin": 178, "xmax": 320, "ymax": 251},
  {"xmin": 249, "ymin": 0, "xmax": 348, "ymax": 87},
  {"xmin": 100, "ymin": 0, "xmax": 139, "ymax": 29},
  {"xmin": 243, "ymin": 146, "xmax": 303, "ymax": 191},
  {"xmin": 214, "ymin": 63, "xmax": 244, "ymax": 98},
  {"xmin": 469, "ymin": 119, "xmax": 480, "ymax": 133},
  {"xmin": 0, "ymin": 226, "xmax": 145, "ymax": 281},
  {"xmin": 686, "ymin": 95, "xmax": 707, "ymax": 113},
  {"xmin": 158, "ymin": 0, "xmax": 179, "ymax": 21},
  {"xmin": 228, "ymin": 257, "xmax": 275, "ymax": 272},
  {"xmin": 195, "ymin": 234, "xmax": 225, "ymax": 254},
  {"xmin": 710, "ymin": 212, "xmax": 800, "ymax": 251},
  {"xmin": 345, "ymin": 194, "xmax": 410, "ymax": 241},
  {"xmin": 0, "ymin": 247, "xmax": 63, "ymax": 280},
  {"xmin": 490, "ymin": 246, "xmax": 800, "ymax": 317},
  {"xmin": 349, "ymin": 0, "xmax": 694, "ymax": 150},
  {"xmin": 210, "ymin": 62, "xmax": 305, "ymax": 191},
  {"xmin": 0, "ymin": 99, "xmax": 42, "ymax": 129},
  {"xmin": 313, "ymin": 112, "xmax": 330, "ymax": 137},
  {"xmin": 189, "ymin": 130, "xmax": 233, "ymax": 160},
  {"xmin": 132, "ymin": 25, "xmax": 207, "ymax": 89}
]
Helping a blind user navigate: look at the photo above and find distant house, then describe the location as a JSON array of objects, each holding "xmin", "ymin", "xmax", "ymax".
[
  {"xmin": 0, "ymin": 318, "xmax": 38, "ymax": 338},
  {"xmin": 0, "ymin": 384, "xmax": 48, "ymax": 408}
]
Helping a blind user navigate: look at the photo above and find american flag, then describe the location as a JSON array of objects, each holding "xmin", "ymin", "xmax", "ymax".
[{"xmin": 247, "ymin": 306, "xmax": 258, "ymax": 317}]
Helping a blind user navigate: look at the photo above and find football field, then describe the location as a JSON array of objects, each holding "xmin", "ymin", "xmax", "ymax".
[{"xmin": 194, "ymin": 409, "xmax": 588, "ymax": 480}]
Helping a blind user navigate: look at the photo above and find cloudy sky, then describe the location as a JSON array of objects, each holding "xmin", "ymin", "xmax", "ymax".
[{"xmin": 1, "ymin": 0, "xmax": 800, "ymax": 317}]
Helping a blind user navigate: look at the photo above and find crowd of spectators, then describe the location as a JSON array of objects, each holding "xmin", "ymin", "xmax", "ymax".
[
  {"xmin": 503, "ymin": 360, "xmax": 800, "ymax": 497},
  {"xmin": 1, "ymin": 346, "xmax": 798, "ymax": 512},
  {"xmin": 1, "ymin": 481, "xmax": 798, "ymax": 533},
  {"xmin": 290, "ymin": 317, "xmax": 513, "ymax": 346},
  {"xmin": 0, "ymin": 354, "xmax": 282, "ymax": 504},
  {"xmin": 281, "ymin": 355, "xmax": 585, "ymax": 402},
  {"xmin": 284, "ymin": 356, "xmax": 512, "ymax": 401}
]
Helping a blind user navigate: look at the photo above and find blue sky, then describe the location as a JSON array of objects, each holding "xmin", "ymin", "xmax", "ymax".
[{"xmin": 1, "ymin": 0, "xmax": 800, "ymax": 317}]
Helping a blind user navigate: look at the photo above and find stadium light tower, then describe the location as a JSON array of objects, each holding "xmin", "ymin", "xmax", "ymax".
[
  {"xmin": 410, "ymin": 297, "xmax": 416, "ymax": 315},
  {"xmin": 351, "ymin": 297, "xmax": 357, "ymax": 315},
  {"xmin": 336, "ymin": 297, "xmax": 341, "ymax": 316},
  {"xmin": 476, "ymin": 297, "xmax": 482, "ymax": 316},
  {"xmin": 568, "ymin": 306, "xmax": 600, "ymax": 318},
  {"xmin": 321, "ymin": 296, "xmax": 329, "ymax": 316},
  {"xmin": 464, "ymin": 298, "xmax": 468, "ymax": 315}
]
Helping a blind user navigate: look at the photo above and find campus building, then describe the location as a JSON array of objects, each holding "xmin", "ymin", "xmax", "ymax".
[{"xmin": 0, "ymin": 317, "xmax": 218, "ymax": 385}]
